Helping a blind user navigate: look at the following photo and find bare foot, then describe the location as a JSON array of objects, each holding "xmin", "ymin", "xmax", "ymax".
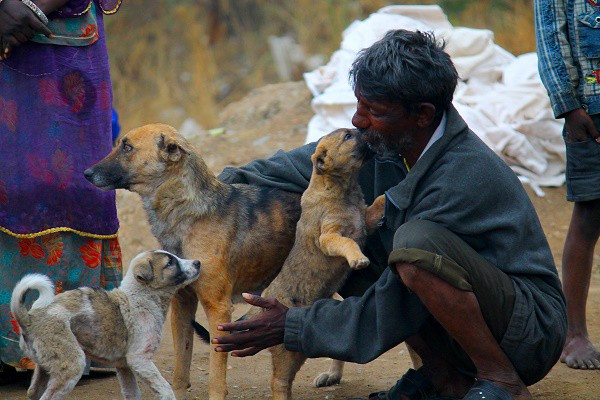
[{"xmin": 561, "ymin": 335, "xmax": 600, "ymax": 369}]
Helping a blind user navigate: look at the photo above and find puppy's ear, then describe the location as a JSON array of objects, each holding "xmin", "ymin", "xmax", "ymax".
[
  {"xmin": 311, "ymin": 149, "xmax": 327, "ymax": 175},
  {"xmin": 158, "ymin": 133, "xmax": 187, "ymax": 162},
  {"xmin": 134, "ymin": 261, "xmax": 154, "ymax": 284}
]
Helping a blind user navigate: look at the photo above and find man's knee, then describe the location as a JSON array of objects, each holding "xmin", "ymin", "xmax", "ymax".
[
  {"xmin": 393, "ymin": 219, "xmax": 445, "ymax": 252},
  {"xmin": 394, "ymin": 262, "xmax": 423, "ymax": 289},
  {"xmin": 389, "ymin": 220, "xmax": 474, "ymax": 293}
]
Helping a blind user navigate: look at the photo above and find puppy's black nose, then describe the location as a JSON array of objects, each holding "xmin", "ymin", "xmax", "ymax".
[
  {"xmin": 193, "ymin": 260, "xmax": 201, "ymax": 269},
  {"xmin": 83, "ymin": 168, "xmax": 94, "ymax": 179}
]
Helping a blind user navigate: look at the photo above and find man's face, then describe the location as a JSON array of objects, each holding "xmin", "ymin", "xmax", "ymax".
[{"xmin": 351, "ymin": 90, "xmax": 418, "ymax": 156}]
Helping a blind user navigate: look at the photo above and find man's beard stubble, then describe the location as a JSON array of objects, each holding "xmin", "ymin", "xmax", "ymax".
[{"xmin": 358, "ymin": 129, "xmax": 416, "ymax": 158}]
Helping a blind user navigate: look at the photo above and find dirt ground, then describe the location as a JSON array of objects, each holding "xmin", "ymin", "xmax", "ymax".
[{"xmin": 2, "ymin": 82, "xmax": 599, "ymax": 399}]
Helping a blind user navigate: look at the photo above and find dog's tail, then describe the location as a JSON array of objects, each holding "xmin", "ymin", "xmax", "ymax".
[
  {"xmin": 191, "ymin": 313, "xmax": 251, "ymax": 344},
  {"xmin": 191, "ymin": 320, "xmax": 211, "ymax": 343},
  {"xmin": 10, "ymin": 274, "xmax": 55, "ymax": 330}
]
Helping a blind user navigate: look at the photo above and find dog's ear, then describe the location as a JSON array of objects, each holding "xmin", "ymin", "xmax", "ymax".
[
  {"xmin": 158, "ymin": 133, "xmax": 188, "ymax": 162},
  {"xmin": 133, "ymin": 261, "xmax": 154, "ymax": 284},
  {"xmin": 311, "ymin": 149, "xmax": 327, "ymax": 175}
]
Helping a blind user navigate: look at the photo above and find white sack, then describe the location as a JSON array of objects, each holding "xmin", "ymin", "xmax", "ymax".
[{"xmin": 303, "ymin": 5, "xmax": 566, "ymax": 192}]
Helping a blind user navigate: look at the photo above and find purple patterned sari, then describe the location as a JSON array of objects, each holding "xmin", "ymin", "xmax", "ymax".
[
  {"xmin": 0, "ymin": 0, "xmax": 121, "ymax": 237},
  {"xmin": 0, "ymin": 0, "xmax": 123, "ymax": 369}
]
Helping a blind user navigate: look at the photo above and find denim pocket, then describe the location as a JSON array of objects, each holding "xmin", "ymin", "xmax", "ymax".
[
  {"xmin": 565, "ymin": 138, "xmax": 600, "ymax": 175},
  {"xmin": 578, "ymin": 10, "xmax": 600, "ymax": 58}
]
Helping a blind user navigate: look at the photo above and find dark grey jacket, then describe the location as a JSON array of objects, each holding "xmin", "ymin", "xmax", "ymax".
[{"xmin": 218, "ymin": 106, "xmax": 567, "ymax": 385}]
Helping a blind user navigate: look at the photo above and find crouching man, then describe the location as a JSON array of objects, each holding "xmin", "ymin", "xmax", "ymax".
[{"xmin": 214, "ymin": 30, "xmax": 566, "ymax": 400}]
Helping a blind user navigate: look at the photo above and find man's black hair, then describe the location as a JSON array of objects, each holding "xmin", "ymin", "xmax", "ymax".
[{"xmin": 349, "ymin": 29, "xmax": 458, "ymax": 116}]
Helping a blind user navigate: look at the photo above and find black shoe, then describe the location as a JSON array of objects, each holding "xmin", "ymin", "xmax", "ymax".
[
  {"xmin": 462, "ymin": 380, "xmax": 513, "ymax": 400},
  {"xmin": 347, "ymin": 368, "xmax": 460, "ymax": 400}
]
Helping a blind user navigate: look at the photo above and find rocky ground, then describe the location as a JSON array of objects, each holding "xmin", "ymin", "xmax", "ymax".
[{"xmin": 2, "ymin": 82, "xmax": 599, "ymax": 399}]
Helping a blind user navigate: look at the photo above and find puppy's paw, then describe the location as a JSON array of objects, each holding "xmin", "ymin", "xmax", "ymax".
[
  {"xmin": 349, "ymin": 257, "xmax": 370, "ymax": 270},
  {"xmin": 366, "ymin": 194, "xmax": 386, "ymax": 233},
  {"xmin": 312, "ymin": 371, "xmax": 342, "ymax": 387}
]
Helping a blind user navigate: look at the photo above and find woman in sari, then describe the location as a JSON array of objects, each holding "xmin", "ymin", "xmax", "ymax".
[{"xmin": 0, "ymin": 0, "xmax": 123, "ymax": 378}]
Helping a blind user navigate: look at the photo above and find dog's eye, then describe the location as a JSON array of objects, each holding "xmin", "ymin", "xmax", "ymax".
[
  {"xmin": 343, "ymin": 132, "xmax": 353, "ymax": 141},
  {"xmin": 166, "ymin": 256, "xmax": 174, "ymax": 267},
  {"xmin": 122, "ymin": 143, "xmax": 133, "ymax": 153}
]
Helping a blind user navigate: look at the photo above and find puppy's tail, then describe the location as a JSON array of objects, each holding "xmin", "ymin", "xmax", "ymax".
[
  {"xmin": 191, "ymin": 320, "xmax": 211, "ymax": 343},
  {"xmin": 10, "ymin": 274, "xmax": 55, "ymax": 330}
]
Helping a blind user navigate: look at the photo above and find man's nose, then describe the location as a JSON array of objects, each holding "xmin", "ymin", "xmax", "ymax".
[{"xmin": 352, "ymin": 111, "xmax": 369, "ymax": 129}]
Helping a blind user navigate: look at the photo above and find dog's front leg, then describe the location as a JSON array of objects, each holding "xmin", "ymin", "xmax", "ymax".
[
  {"xmin": 117, "ymin": 366, "xmax": 142, "ymax": 400},
  {"xmin": 319, "ymin": 223, "xmax": 369, "ymax": 270},
  {"xmin": 27, "ymin": 365, "xmax": 49, "ymax": 400},
  {"xmin": 200, "ymin": 285, "xmax": 233, "ymax": 400},
  {"xmin": 128, "ymin": 357, "xmax": 176, "ymax": 400},
  {"xmin": 270, "ymin": 344, "xmax": 307, "ymax": 400},
  {"xmin": 202, "ymin": 294, "xmax": 234, "ymax": 400},
  {"xmin": 171, "ymin": 286, "xmax": 199, "ymax": 399},
  {"xmin": 312, "ymin": 358, "xmax": 345, "ymax": 388}
]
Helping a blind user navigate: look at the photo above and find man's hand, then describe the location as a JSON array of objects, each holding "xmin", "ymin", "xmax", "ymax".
[
  {"xmin": 0, "ymin": 0, "xmax": 52, "ymax": 58},
  {"xmin": 564, "ymin": 108, "xmax": 600, "ymax": 143},
  {"xmin": 212, "ymin": 293, "xmax": 288, "ymax": 357}
]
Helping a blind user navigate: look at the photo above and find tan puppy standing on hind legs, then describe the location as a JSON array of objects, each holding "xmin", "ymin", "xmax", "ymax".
[
  {"xmin": 219, "ymin": 128, "xmax": 385, "ymax": 399},
  {"xmin": 84, "ymin": 124, "xmax": 303, "ymax": 400},
  {"xmin": 10, "ymin": 250, "xmax": 200, "ymax": 400}
]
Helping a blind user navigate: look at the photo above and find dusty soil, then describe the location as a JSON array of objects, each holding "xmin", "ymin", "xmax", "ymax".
[{"xmin": 2, "ymin": 82, "xmax": 599, "ymax": 399}]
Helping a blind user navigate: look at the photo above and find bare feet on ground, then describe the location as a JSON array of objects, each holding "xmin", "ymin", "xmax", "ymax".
[{"xmin": 561, "ymin": 335, "xmax": 600, "ymax": 369}]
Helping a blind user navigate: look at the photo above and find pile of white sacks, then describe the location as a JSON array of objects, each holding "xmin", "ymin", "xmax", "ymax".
[{"xmin": 303, "ymin": 5, "xmax": 565, "ymax": 195}]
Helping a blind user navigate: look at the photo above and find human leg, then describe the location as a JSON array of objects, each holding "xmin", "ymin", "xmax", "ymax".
[
  {"xmin": 390, "ymin": 220, "xmax": 529, "ymax": 399},
  {"xmin": 395, "ymin": 262, "xmax": 530, "ymax": 399},
  {"xmin": 349, "ymin": 219, "xmax": 523, "ymax": 399},
  {"xmin": 403, "ymin": 334, "xmax": 474, "ymax": 398},
  {"xmin": 560, "ymin": 115, "xmax": 600, "ymax": 369},
  {"xmin": 560, "ymin": 199, "xmax": 600, "ymax": 369}
]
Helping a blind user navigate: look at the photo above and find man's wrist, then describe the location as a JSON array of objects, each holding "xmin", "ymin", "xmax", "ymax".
[{"xmin": 283, "ymin": 307, "xmax": 304, "ymax": 353}]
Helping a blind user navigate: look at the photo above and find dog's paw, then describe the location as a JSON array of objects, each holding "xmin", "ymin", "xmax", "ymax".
[
  {"xmin": 312, "ymin": 371, "xmax": 342, "ymax": 387},
  {"xmin": 349, "ymin": 257, "xmax": 370, "ymax": 270},
  {"xmin": 366, "ymin": 194, "xmax": 386, "ymax": 233}
]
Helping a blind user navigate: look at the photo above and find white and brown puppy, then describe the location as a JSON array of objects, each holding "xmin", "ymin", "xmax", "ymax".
[{"xmin": 10, "ymin": 250, "xmax": 200, "ymax": 400}]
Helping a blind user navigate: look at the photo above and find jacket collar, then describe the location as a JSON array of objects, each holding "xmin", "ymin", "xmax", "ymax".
[{"xmin": 385, "ymin": 105, "xmax": 469, "ymax": 210}]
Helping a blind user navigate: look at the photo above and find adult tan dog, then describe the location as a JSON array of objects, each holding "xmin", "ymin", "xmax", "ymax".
[
  {"xmin": 10, "ymin": 250, "xmax": 200, "ymax": 400},
  {"xmin": 84, "ymin": 124, "xmax": 302, "ymax": 399},
  {"xmin": 245, "ymin": 128, "xmax": 384, "ymax": 399}
]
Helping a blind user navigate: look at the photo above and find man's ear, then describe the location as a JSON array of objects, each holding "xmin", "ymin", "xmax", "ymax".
[
  {"xmin": 134, "ymin": 262, "xmax": 154, "ymax": 284},
  {"xmin": 311, "ymin": 150, "xmax": 327, "ymax": 175},
  {"xmin": 158, "ymin": 133, "xmax": 187, "ymax": 162},
  {"xmin": 416, "ymin": 103, "xmax": 437, "ymax": 129}
]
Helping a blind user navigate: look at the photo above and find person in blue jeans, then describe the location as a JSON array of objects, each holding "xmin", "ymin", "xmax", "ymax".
[
  {"xmin": 213, "ymin": 30, "xmax": 566, "ymax": 400},
  {"xmin": 535, "ymin": 0, "xmax": 600, "ymax": 370}
]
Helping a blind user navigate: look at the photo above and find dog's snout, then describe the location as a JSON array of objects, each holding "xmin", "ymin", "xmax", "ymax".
[
  {"xmin": 193, "ymin": 260, "xmax": 201, "ymax": 269},
  {"xmin": 83, "ymin": 168, "xmax": 94, "ymax": 180}
]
